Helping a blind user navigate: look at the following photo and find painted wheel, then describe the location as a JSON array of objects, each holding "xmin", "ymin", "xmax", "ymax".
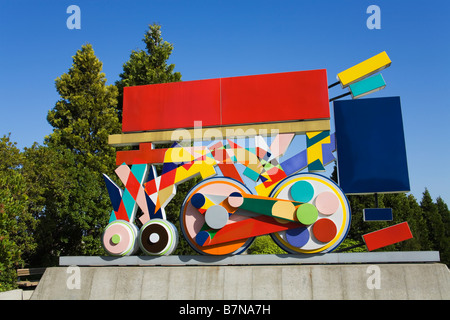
[
  {"xmin": 102, "ymin": 220, "xmax": 139, "ymax": 256},
  {"xmin": 180, "ymin": 177, "xmax": 255, "ymax": 255},
  {"xmin": 270, "ymin": 173, "xmax": 351, "ymax": 254},
  {"xmin": 139, "ymin": 219, "xmax": 179, "ymax": 256}
]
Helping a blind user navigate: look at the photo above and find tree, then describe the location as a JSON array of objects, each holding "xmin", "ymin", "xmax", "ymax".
[
  {"xmin": 0, "ymin": 135, "xmax": 36, "ymax": 291},
  {"xmin": 420, "ymin": 189, "xmax": 445, "ymax": 252},
  {"xmin": 383, "ymin": 192, "xmax": 424, "ymax": 251},
  {"xmin": 47, "ymin": 44, "xmax": 120, "ymax": 173},
  {"xmin": 402, "ymin": 194, "xmax": 428, "ymax": 250},
  {"xmin": 436, "ymin": 197, "xmax": 450, "ymax": 238},
  {"xmin": 346, "ymin": 193, "xmax": 389, "ymax": 240},
  {"xmin": 436, "ymin": 196, "xmax": 450, "ymax": 265},
  {"xmin": 22, "ymin": 145, "xmax": 85, "ymax": 265},
  {"xmin": 34, "ymin": 44, "xmax": 121, "ymax": 263},
  {"xmin": 114, "ymin": 24, "xmax": 198, "ymax": 255},
  {"xmin": 115, "ymin": 23, "xmax": 182, "ymax": 121},
  {"xmin": 247, "ymin": 235, "xmax": 286, "ymax": 255}
]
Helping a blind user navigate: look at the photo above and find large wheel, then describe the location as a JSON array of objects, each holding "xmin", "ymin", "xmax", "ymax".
[
  {"xmin": 269, "ymin": 173, "xmax": 351, "ymax": 254},
  {"xmin": 180, "ymin": 177, "xmax": 255, "ymax": 255},
  {"xmin": 102, "ymin": 220, "xmax": 139, "ymax": 256}
]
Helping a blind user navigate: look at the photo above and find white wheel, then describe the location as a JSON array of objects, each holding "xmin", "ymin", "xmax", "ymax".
[{"xmin": 270, "ymin": 173, "xmax": 351, "ymax": 254}]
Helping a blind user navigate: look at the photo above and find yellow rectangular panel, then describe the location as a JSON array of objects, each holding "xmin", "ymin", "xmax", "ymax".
[
  {"xmin": 337, "ymin": 51, "xmax": 391, "ymax": 87},
  {"xmin": 108, "ymin": 119, "xmax": 331, "ymax": 147}
]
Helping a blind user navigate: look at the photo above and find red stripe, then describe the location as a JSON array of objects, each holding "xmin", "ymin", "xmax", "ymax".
[{"xmin": 206, "ymin": 215, "xmax": 301, "ymax": 246}]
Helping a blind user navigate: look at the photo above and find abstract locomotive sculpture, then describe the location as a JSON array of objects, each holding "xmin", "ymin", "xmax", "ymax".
[{"xmin": 101, "ymin": 51, "xmax": 413, "ymax": 256}]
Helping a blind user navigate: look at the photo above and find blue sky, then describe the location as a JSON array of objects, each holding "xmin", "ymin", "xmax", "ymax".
[{"xmin": 1, "ymin": 0, "xmax": 449, "ymax": 204}]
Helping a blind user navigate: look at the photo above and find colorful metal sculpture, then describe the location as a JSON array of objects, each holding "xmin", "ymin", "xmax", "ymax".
[{"xmin": 102, "ymin": 51, "xmax": 413, "ymax": 256}]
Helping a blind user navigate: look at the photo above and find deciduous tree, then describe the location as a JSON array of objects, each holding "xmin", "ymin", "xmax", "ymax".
[{"xmin": 0, "ymin": 135, "xmax": 36, "ymax": 290}]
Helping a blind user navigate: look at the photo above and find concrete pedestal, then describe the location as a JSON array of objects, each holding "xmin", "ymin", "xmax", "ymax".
[{"xmin": 31, "ymin": 260, "xmax": 450, "ymax": 300}]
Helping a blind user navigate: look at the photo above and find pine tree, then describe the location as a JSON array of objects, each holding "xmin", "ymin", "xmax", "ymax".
[
  {"xmin": 115, "ymin": 23, "xmax": 182, "ymax": 121},
  {"xmin": 436, "ymin": 196, "xmax": 450, "ymax": 238},
  {"xmin": 346, "ymin": 193, "xmax": 388, "ymax": 241},
  {"xmin": 383, "ymin": 192, "xmax": 423, "ymax": 251},
  {"xmin": 420, "ymin": 189, "xmax": 445, "ymax": 252},
  {"xmin": 435, "ymin": 196, "xmax": 450, "ymax": 265},
  {"xmin": 114, "ymin": 24, "xmax": 198, "ymax": 255},
  {"xmin": 403, "ymin": 194, "xmax": 430, "ymax": 250}
]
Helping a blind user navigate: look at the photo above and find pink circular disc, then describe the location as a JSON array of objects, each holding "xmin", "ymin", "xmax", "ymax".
[
  {"xmin": 315, "ymin": 191, "xmax": 340, "ymax": 215},
  {"xmin": 103, "ymin": 223, "xmax": 132, "ymax": 255}
]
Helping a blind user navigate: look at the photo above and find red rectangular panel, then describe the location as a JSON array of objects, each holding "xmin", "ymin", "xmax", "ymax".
[
  {"xmin": 221, "ymin": 69, "xmax": 329, "ymax": 126},
  {"xmin": 122, "ymin": 79, "xmax": 221, "ymax": 133},
  {"xmin": 363, "ymin": 222, "xmax": 413, "ymax": 251},
  {"xmin": 115, "ymin": 143, "xmax": 167, "ymax": 165},
  {"xmin": 122, "ymin": 70, "xmax": 329, "ymax": 133}
]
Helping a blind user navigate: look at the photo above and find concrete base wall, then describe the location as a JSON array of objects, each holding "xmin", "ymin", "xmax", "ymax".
[
  {"xmin": 31, "ymin": 263, "xmax": 450, "ymax": 300},
  {"xmin": 0, "ymin": 289, "xmax": 33, "ymax": 300}
]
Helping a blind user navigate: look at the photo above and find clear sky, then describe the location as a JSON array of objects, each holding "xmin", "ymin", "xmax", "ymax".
[{"xmin": 1, "ymin": 0, "xmax": 449, "ymax": 204}]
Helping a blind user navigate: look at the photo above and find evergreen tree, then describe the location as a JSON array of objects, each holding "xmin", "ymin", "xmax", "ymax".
[
  {"xmin": 420, "ymin": 189, "xmax": 445, "ymax": 253},
  {"xmin": 47, "ymin": 44, "xmax": 120, "ymax": 173},
  {"xmin": 384, "ymin": 192, "xmax": 423, "ymax": 251},
  {"xmin": 402, "ymin": 194, "xmax": 430, "ymax": 250},
  {"xmin": 435, "ymin": 196, "xmax": 450, "ymax": 265},
  {"xmin": 406, "ymin": 193, "xmax": 431, "ymax": 250},
  {"xmin": 33, "ymin": 44, "xmax": 121, "ymax": 263},
  {"xmin": 115, "ymin": 24, "xmax": 197, "ymax": 255},
  {"xmin": 436, "ymin": 196, "xmax": 450, "ymax": 238},
  {"xmin": 115, "ymin": 23, "xmax": 182, "ymax": 121},
  {"xmin": 346, "ymin": 194, "xmax": 388, "ymax": 241}
]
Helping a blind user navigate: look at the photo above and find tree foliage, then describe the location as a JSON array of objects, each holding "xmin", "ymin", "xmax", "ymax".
[
  {"xmin": 115, "ymin": 23, "xmax": 182, "ymax": 121},
  {"xmin": 0, "ymin": 135, "xmax": 36, "ymax": 291},
  {"xmin": 247, "ymin": 236, "xmax": 286, "ymax": 255},
  {"xmin": 115, "ymin": 24, "xmax": 197, "ymax": 255},
  {"xmin": 46, "ymin": 44, "xmax": 120, "ymax": 172},
  {"xmin": 22, "ymin": 44, "xmax": 121, "ymax": 266},
  {"xmin": 338, "ymin": 189, "xmax": 450, "ymax": 265}
]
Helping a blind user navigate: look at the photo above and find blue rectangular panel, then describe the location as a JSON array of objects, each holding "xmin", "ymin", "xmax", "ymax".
[
  {"xmin": 333, "ymin": 97, "xmax": 410, "ymax": 194},
  {"xmin": 363, "ymin": 208, "xmax": 393, "ymax": 221}
]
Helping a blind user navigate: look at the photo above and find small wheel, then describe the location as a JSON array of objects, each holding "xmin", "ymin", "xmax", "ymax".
[
  {"xmin": 102, "ymin": 220, "xmax": 139, "ymax": 256},
  {"xmin": 270, "ymin": 173, "xmax": 351, "ymax": 254},
  {"xmin": 139, "ymin": 219, "xmax": 178, "ymax": 256}
]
